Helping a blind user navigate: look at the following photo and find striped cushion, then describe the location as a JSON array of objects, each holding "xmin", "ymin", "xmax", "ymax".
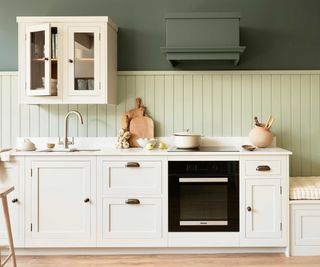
[{"xmin": 290, "ymin": 177, "xmax": 320, "ymax": 200}]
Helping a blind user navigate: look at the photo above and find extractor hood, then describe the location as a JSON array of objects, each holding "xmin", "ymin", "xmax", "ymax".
[{"xmin": 160, "ymin": 12, "xmax": 246, "ymax": 66}]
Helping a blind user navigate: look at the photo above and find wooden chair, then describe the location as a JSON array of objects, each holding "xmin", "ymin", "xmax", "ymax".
[{"xmin": 0, "ymin": 187, "xmax": 16, "ymax": 267}]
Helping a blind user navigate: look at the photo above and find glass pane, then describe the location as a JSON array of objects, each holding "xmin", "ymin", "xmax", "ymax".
[
  {"xmin": 30, "ymin": 30, "xmax": 45, "ymax": 90},
  {"xmin": 74, "ymin": 32, "xmax": 94, "ymax": 91},
  {"xmin": 51, "ymin": 27, "xmax": 58, "ymax": 95},
  {"xmin": 180, "ymin": 184, "xmax": 228, "ymax": 221}
]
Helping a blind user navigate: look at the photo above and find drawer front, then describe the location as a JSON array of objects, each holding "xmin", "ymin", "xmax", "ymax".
[
  {"xmin": 102, "ymin": 161, "xmax": 162, "ymax": 195},
  {"xmin": 245, "ymin": 160, "xmax": 281, "ymax": 176},
  {"xmin": 294, "ymin": 207, "xmax": 320, "ymax": 246},
  {"xmin": 102, "ymin": 198, "xmax": 162, "ymax": 239}
]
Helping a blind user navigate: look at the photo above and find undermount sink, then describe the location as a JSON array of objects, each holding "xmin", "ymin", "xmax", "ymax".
[{"xmin": 36, "ymin": 148, "xmax": 101, "ymax": 152}]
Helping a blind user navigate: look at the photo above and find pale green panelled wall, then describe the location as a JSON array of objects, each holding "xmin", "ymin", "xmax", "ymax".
[{"xmin": 0, "ymin": 71, "xmax": 319, "ymax": 177}]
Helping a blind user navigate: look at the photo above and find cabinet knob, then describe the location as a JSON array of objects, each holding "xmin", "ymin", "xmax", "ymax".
[
  {"xmin": 247, "ymin": 206, "xmax": 252, "ymax": 212},
  {"xmin": 125, "ymin": 162, "xmax": 140, "ymax": 168},
  {"xmin": 11, "ymin": 198, "xmax": 18, "ymax": 203},
  {"xmin": 84, "ymin": 198, "xmax": 90, "ymax": 203},
  {"xmin": 44, "ymin": 57, "xmax": 49, "ymax": 61},
  {"xmin": 68, "ymin": 59, "xmax": 73, "ymax": 63},
  {"xmin": 256, "ymin": 165, "xmax": 271, "ymax": 171},
  {"xmin": 125, "ymin": 199, "xmax": 140, "ymax": 205}
]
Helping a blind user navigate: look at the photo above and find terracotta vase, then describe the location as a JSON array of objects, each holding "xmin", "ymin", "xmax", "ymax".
[{"xmin": 249, "ymin": 126, "xmax": 274, "ymax": 148}]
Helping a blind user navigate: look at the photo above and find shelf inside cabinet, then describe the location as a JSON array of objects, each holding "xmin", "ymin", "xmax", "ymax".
[
  {"xmin": 75, "ymin": 58, "xmax": 94, "ymax": 61},
  {"xmin": 32, "ymin": 58, "xmax": 58, "ymax": 62}
]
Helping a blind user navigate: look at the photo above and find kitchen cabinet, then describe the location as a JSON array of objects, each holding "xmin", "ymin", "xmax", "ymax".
[
  {"xmin": 245, "ymin": 179, "xmax": 282, "ymax": 239},
  {"xmin": 101, "ymin": 198, "xmax": 162, "ymax": 246},
  {"xmin": 10, "ymin": 148, "xmax": 290, "ymax": 252},
  {"xmin": 240, "ymin": 157, "xmax": 288, "ymax": 247},
  {"xmin": 0, "ymin": 160, "xmax": 24, "ymax": 247},
  {"xmin": 25, "ymin": 157, "xmax": 96, "ymax": 247},
  {"xmin": 17, "ymin": 17, "xmax": 118, "ymax": 104},
  {"xmin": 97, "ymin": 157, "xmax": 167, "ymax": 247},
  {"xmin": 101, "ymin": 160, "xmax": 162, "ymax": 195}
]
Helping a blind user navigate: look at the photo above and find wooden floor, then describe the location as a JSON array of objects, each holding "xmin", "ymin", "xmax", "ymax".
[{"xmin": 5, "ymin": 254, "xmax": 320, "ymax": 267}]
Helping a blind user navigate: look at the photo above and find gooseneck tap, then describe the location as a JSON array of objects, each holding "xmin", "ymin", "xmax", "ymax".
[{"xmin": 63, "ymin": 110, "xmax": 84, "ymax": 149}]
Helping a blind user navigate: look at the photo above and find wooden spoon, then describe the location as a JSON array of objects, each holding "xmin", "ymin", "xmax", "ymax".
[
  {"xmin": 267, "ymin": 117, "xmax": 274, "ymax": 129},
  {"xmin": 265, "ymin": 115, "xmax": 272, "ymax": 129}
]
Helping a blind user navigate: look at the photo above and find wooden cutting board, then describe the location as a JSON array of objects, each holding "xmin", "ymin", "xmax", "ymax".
[
  {"xmin": 121, "ymin": 97, "xmax": 145, "ymax": 130},
  {"xmin": 129, "ymin": 116, "xmax": 154, "ymax": 147}
]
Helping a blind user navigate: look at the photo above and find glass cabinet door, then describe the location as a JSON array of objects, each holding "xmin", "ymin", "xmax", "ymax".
[
  {"xmin": 67, "ymin": 26, "xmax": 100, "ymax": 96},
  {"xmin": 26, "ymin": 24, "xmax": 58, "ymax": 96}
]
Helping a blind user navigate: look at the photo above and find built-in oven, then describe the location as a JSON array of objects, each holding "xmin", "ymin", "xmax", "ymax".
[{"xmin": 169, "ymin": 161, "xmax": 239, "ymax": 232}]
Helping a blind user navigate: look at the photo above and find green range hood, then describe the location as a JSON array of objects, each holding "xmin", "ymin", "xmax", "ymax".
[{"xmin": 160, "ymin": 12, "xmax": 246, "ymax": 66}]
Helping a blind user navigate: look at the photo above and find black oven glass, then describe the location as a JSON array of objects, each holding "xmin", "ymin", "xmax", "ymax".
[
  {"xmin": 180, "ymin": 184, "xmax": 228, "ymax": 221},
  {"xmin": 169, "ymin": 161, "xmax": 239, "ymax": 232}
]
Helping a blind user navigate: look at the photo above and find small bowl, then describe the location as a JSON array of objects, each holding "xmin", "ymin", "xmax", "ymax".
[
  {"xmin": 242, "ymin": 145, "xmax": 256, "ymax": 151},
  {"xmin": 46, "ymin": 143, "xmax": 55, "ymax": 149},
  {"xmin": 137, "ymin": 138, "xmax": 157, "ymax": 148}
]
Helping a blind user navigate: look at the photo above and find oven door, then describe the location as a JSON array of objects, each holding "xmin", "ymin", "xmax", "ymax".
[{"xmin": 169, "ymin": 176, "xmax": 239, "ymax": 232}]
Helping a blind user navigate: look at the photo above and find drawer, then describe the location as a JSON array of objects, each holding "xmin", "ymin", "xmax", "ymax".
[
  {"xmin": 102, "ymin": 161, "xmax": 162, "ymax": 195},
  {"xmin": 294, "ymin": 208, "xmax": 320, "ymax": 246},
  {"xmin": 290, "ymin": 203, "xmax": 320, "ymax": 255},
  {"xmin": 244, "ymin": 160, "xmax": 281, "ymax": 176},
  {"xmin": 102, "ymin": 198, "xmax": 162, "ymax": 240}
]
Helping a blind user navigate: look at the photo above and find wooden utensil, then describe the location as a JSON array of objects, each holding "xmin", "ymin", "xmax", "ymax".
[
  {"xmin": 254, "ymin": 116, "xmax": 265, "ymax": 127},
  {"xmin": 242, "ymin": 145, "xmax": 256, "ymax": 151},
  {"xmin": 267, "ymin": 117, "xmax": 274, "ymax": 129},
  {"xmin": 129, "ymin": 116, "xmax": 154, "ymax": 147},
  {"xmin": 0, "ymin": 148, "xmax": 12, "ymax": 153},
  {"xmin": 265, "ymin": 115, "xmax": 272, "ymax": 129}
]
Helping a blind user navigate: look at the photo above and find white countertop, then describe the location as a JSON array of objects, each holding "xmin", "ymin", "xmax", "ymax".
[
  {"xmin": 11, "ymin": 147, "xmax": 292, "ymax": 156},
  {"xmin": 10, "ymin": 137, "xmax": 292, "ymax": 157}
]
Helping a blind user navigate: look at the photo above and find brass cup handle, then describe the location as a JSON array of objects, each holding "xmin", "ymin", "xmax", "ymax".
[
  {"xmin": 84, "ymin": 198, "xmax": 90, "ymax": 203},
  {"xmin": 125, "ymin": 162, "xmax": 140, "ymax": 168},
  {"xmin": 11, "ymin": 198, "xmax": 18, "ymax": 203},
  {"xmin": 125, "ymin": 199, "xmax": 140, "ymax": 205},
  {"xmin": 247, "ymin": 206, "xmax": 252, "ymax": 212},
  {"xmin": 256, "ymin": 165, "xmax": 271, "ymax": 171}
]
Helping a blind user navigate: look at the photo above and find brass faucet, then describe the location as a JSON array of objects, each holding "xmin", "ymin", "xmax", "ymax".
[{"xmin": 62, "ymin": 110, "xmax": 84, "ymax": 149}]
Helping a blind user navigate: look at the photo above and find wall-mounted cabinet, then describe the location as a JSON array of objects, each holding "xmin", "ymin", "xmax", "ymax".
[{"xmin": 17, "ymin": 17, "xmax": 118, "ymax": 104}]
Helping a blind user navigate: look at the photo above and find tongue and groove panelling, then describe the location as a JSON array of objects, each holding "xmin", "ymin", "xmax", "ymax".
[{"xmin": 0, "ymin": 71, "xmax": 319, "ymax": 177}]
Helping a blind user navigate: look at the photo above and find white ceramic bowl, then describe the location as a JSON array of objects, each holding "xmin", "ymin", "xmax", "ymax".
[
  {"xmin": 18, "ymin": 138, "xmax": 36, "ymax": 151},
  {"xmin": 137, "ymin": 138, "xmax": 157, "ymax": 148}
]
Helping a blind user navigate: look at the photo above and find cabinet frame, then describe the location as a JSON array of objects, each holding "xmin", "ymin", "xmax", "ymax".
[
  {"xmin": 17, "ymin": 16, "xmax": 118, "ymax": 104},
  {"xmin": 240, "ymin": 156, "xmax": 289, "ymax": 247},
  {"xmin": 96, "ymin": 156, "xmax": 168, "ymax": 247}
]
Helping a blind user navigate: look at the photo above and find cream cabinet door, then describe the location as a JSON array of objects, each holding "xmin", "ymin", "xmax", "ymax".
[
  {"xmin": 25, "ymin": 158, "xmax": 96, "ymax": 247},
  {"xmin": 25, "ymin": 23, "xmax": 59, "ymax": 96},
  {"xmin": 0, "ymin": 161, "xmax": 23, "ymax": 247},
  {"xmin": 243, "ymin": 178, "xmax": 283, "ymax": 245},
  {"xmin": 99, "ymin": 198, "xmax": 163, "ymax": 246},
  {"xmin": 64, "ymin": 24, "xmax": 102, "ymax": 103}
]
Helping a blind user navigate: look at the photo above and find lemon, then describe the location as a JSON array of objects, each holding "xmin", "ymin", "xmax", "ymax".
[
  {"xmin": 158, "ymin": 143, "xmax": 167, "ymax": 150},
  {"xmin": 146, "ymin": 143, "xmax": 154, "ymax": 150}
]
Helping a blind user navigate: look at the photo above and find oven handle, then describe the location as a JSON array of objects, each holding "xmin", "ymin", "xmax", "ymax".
[{"xmin": 179, "ymin": 177, "xmax": 228, "ymax": 183}]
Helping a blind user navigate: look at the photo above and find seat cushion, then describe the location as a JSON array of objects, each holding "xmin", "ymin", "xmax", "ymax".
[{"xmin": 290, "ymin": 177, "xmax": 320, "ymax": 200}]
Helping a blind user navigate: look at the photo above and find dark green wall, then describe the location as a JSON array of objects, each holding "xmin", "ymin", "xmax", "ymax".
[{"xmin": 1, "ymin": 0, "xmax": 320, "ymax": 71}]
